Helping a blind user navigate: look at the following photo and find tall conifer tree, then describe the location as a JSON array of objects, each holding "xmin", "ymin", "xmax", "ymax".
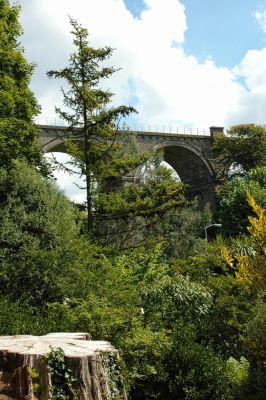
[
  {"xmin": 48, "ymin": 19, "xmax": 185, "ymax": 235},
  {"xmin": 48, "ymin": 19, "xmax": 137, "ymax": 232}
]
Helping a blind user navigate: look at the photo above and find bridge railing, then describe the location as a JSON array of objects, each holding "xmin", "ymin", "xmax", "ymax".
[
  {"xmin": 127, "ymin": 124, "xmax": 210, "ymax": 135},
  {"xmin": 35, "ymin": 117, "xmax": 67, "ymax": 127},
  {"xmin": 34, "ymin": 117, "xmax": 210, "ymax": 136}
]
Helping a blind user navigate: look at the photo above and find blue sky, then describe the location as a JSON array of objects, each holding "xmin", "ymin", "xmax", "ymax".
[
  {"xmin": 183, "ymin": 0, "xmax": 266, "ymax": 67},
  {"xmin": 124, "ymin": 0, "xmax": 147, "ymax": 18},
  {"xmin": 124, "ymin": 0, "xmax": 266, "ymax": 67}
]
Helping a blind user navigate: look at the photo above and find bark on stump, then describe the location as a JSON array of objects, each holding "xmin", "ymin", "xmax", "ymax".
[{"xmin": 0, "ymin": 333, "xmax": 127, "ymax": 400}]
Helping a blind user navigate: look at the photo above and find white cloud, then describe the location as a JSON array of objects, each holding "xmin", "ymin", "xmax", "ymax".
[
  {"xmin": 226, "ymin": 49, "xmax": 266, "ymax": 125},
  {"xmin": 233, "ymin": 49, "xmax": 266, "ymax": 90},
  {"xmin": 255, "ymin": 10, "xmax": 266, "ymax": 33}
]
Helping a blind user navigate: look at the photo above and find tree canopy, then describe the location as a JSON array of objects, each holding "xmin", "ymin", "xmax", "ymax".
[
  {"xmin": 212, "ymin": 124, "xmax": 266, "ymax": 179},
  {"xmin": 216, "ymin": 166, "xmax": 266, "ymax": 236},
  {"xmin": 0, "ymin": 160, "xmax": 81, "ymax": 305},
  {"xmin": 0, "ymin": 0, "xmax": 41, "ymax": 168}
]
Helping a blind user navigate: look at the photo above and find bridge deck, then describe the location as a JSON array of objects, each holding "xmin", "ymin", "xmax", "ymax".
[{"xmin": 37, "ymin": 124, "xmax": 211, "ymax": 140}]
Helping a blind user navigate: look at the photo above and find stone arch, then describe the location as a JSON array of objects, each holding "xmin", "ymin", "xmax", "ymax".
[
  {"xmin": 154, "ymin": 140, "xmax": 216, "ymax": 207},
  {"xmin": 41, "ymin": 135, "xmax": 84, "ymax": 154}
]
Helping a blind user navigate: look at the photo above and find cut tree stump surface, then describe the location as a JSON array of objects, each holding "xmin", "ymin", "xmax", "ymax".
[
  {"xmin": 0, "ymin": 334, "xmax": 115, "ymax": 357},
  {"xmin": 0, "ymin": 333, "xmax": 127, "ymax": 400}
]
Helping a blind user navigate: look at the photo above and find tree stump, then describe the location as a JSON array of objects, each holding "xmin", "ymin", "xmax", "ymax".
[{"xmin": 0, "ymin": 333, "xmax": 127, "ymax": 400}]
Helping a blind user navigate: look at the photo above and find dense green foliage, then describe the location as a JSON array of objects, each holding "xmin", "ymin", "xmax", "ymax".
[
  {"xmin": 0, "ymin": 0, "xmax": 41, "ymax": 168},
  {"xmin": 0, "ymin": 161, "xmax": 82, "ymax": 306},
  {"xmin": 0, "ymin": 162, "xmax": 265, "ymax": 399},
  {"xmin": 1, "ymin": 160, "xmax": 262, "ymax": 399},
  {"xmin": 216, "ymin": 166, "xmax": 266, "ymax": 236},
  {"xmin": 213, "ymin": 124, "xmax": 266, "ymax": 179}
]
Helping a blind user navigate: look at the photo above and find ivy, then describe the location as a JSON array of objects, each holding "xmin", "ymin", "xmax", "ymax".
[
  {"xmin": 102, "ymin": 353, "xmax": 125, "ymax": 400},
  {"xmin": 43, "ymin": 347, "xmax": 76, "ymax": 400}
]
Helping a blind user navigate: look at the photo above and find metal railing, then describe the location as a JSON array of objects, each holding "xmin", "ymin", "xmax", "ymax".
[
  {"xmin": 126, "ymin": 124, "xmax": 210, "ymax": 135},
  {"xmin": 34, "ymin": 116, "xmax": 67, "ymax": 126},
  {"xmin": 34, "ymin": 117, "xmax": 210, "ymax": 136}
]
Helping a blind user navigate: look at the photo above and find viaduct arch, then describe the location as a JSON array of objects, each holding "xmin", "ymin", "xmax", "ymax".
[{"xmin": 39, "ymin": 125, "xmax": 223, "ymax": 208}]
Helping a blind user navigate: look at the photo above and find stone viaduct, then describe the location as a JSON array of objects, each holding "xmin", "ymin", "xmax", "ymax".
[{"xmin": 38, "ymin": 125, "xmax": 224, "ymax": 208}]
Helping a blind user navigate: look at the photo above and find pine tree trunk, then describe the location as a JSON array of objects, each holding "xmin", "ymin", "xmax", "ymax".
[{"xmin": 0, "ymin": 333, "xmax": 127, "ymax": 400}]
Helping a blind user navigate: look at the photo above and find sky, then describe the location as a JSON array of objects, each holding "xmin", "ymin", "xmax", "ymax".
[{"xmin": 15, "ymin": 0, "xmax": 266, "ymax": 201}]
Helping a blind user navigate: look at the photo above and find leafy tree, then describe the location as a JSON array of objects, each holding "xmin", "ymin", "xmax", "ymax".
[
  {"xmin": 131, "ymin": 264, "xmax": 239, "ymax": 399},
  {"xmin": 112, "ymin": 245, "xmax": 246, "ymax": 399},
  {"xmin": 212, "ymin": 124, "xmax": 266, "ymax": 179},
  {"xmin": 0, "ymin": 0, "xmax": 41, "ymax": 168},
  {"xmin": 222, "ymin": 194, "xmax": 266, "ymax": 292},
  {"xmin": 243, "ymin": 296, "xmax": 266, "ymax": 399},
  {"xmin": 145, "ymin": 201, "xmax": 211, "ymax": 258},
  {"xmin": 96, "ymin": 157, "xmax": 187, "ymax": 250},
  {"xmin": 216, "ymin": 166, "xmax": 266, "ymax": 236},
  {"xmin": 0, "ymin": 160, "xmax": 83, "ymax": 306}
]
